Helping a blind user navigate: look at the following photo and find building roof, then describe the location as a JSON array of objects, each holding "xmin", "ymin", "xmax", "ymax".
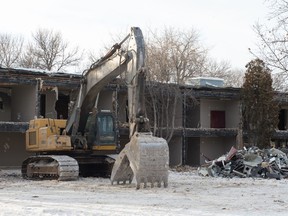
[{"xmin": 0, "ymin": 67, "xmax": 81, "ymax": 90}]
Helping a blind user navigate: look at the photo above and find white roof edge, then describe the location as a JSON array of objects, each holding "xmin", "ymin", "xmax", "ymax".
[{"xmin": 190, "ymin": 77, "xmax": 224, "ymax": 81}]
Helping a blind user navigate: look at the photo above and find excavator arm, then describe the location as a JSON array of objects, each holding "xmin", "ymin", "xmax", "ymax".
[
  {"xmin": 67, "ymin": 27, "xmax": 169, "ymax": 188},
  {"xmin": 65, "ymin": 32, "xmax": 132, "ymax": 138},
  {"xmin": 110, "ymin": 28, "xmax": 169, "ymax": 189}
]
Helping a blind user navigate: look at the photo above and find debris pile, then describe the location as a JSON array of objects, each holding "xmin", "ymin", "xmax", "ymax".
[{"xmin": 198, "ymin": 146, "xmax": 288, "ymax": 179}]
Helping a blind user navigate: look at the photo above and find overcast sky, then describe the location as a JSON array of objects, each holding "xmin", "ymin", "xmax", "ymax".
[{"xmin": 1, "ymin": 0, "xmax": 269, "ymax": 70}]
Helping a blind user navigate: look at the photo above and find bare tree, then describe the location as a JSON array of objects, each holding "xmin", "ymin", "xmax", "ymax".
[
  {"xmin": 253, "ymin": 0, "xmax": 288, "ymax": 90},
  {"xmin": 254, "ymin": 22, "xmax": 288, "ymax": 72},
  {"xmin": 224, "ymin": 68, "xmax": 245, "ymax": 88},
  {"xmin": 20, "ymin": 43, "xmax": 41, "ymax": 69},
  {"xmin": 145, "ymin": 27, "xmax": 240, "ymax": 142},
  {"xmin": 0, "ymin": 33, "xmax": 23, "ymax": 68},
  {"xmin": 19, "ymin": 29, "xmax": 82, "ymax": 72},
  {"xmin": 266, "ymin": 0, "xmax": 288, "ymax": 22},
  {"xmin": 203, "ymin": 59, "xmax": 244, "ymax": 87},
  {"xmin": 145, "ymin": 27, "xmax": 206, "ymax": 142},
  {"xmin": 146, "ymin": 27, "xmax": 208, "ymax": 84}
]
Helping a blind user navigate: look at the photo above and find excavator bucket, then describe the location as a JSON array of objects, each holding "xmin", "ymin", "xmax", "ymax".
[{"xmin": 111, "ymin": 132, "xmax": 169, "ymax": 189}]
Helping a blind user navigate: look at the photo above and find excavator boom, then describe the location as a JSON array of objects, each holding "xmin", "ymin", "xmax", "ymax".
[
  {"xmin": 22, "ymin": 27, "xmax": 169, "ymax": 189},
  {"xmin": 110, "ymin": 28, "xmax": 169, "ymax": 188}
]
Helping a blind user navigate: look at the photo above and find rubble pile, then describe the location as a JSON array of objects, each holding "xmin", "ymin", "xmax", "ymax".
[{"xmin": 198, "ymin": 146, "xmax": 288, "ymax": 179}]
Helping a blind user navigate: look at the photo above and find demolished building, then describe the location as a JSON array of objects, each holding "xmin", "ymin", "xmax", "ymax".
[
  {"xmin": 1, "ymin": 68, "xmax": 288, "ymax": 168},
  {"xmin": 0, "ymin": 67, "xmax": 81, "ymax": 167}
]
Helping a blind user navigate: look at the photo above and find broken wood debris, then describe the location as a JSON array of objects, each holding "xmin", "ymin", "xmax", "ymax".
[{"xmin": 198, "ymin": 146, "xmax": 288, "ymax": 180}]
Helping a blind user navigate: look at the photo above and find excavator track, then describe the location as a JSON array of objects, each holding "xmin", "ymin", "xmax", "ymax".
[
  {"xmin": 111, "ymin": 132, "xmax": 169, "ymax": 189},
  {"xmin": 22, "ymin": 155, "xmax": 79, "ymax": 181}
]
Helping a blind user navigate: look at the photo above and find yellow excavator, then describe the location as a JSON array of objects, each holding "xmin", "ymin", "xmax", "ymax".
[{"xmin": 21, "ymin": 27, "xmax": 169, "ymax": 189}]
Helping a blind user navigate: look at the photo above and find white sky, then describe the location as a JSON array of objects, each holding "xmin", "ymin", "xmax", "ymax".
[{"xmin": 0, "ymin": 0, "xmax": 269, "ymax": 70}]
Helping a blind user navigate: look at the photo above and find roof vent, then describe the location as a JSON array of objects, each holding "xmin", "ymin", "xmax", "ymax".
[{"xmin": 187, "ymin": 77, "xmax": 224, "ymax": 87}]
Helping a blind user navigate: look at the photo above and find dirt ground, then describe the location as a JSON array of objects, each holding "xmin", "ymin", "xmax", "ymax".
[{"xmin": 0, "ymin": 167, "xmax": 287, "ymax": 216}]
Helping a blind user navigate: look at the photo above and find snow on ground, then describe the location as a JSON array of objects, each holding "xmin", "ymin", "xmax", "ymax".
[{"xmin": 0, "ymin": 168, "xmax": 288, "ymax": 216}]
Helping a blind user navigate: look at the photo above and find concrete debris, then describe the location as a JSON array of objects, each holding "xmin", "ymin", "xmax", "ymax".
[{"xmin": 198, "ymin": 146, "xmax": 288, "ymax": 180}]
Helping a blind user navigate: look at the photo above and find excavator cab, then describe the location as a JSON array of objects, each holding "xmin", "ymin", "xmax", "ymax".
[{"xmin": 84, "ymin": 110, "xmax": 117, "ymax": 151}]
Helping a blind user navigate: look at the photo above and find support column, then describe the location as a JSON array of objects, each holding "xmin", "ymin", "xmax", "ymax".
[
  {"xmin": 182, "ymin": 91, "xmax": 186, "ymax": 165},
  {"xmin": 35, "ymin": 78, "xmax": 43, "ymax": 118}
]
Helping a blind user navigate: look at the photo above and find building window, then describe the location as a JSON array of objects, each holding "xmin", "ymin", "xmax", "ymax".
[
  {"xmin": 210, "ymin": 110, "xmax": 225, "ymax": 128},
  {"xmin": 0, "ymin": 97, "xmax": 3, "ymax": 110}
]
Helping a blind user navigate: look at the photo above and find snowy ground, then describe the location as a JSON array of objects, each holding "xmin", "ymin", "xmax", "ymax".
[{"xmin": 0, "ymin": 167, "xmax": 288, "ymax": 216}]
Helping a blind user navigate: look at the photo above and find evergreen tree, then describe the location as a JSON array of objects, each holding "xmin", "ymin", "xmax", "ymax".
[{"xmin": 241, "ymin": 59, "xmax": 279, "ymax": 148}]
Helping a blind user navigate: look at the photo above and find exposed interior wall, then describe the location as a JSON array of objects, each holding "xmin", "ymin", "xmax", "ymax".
[
  {"xmin": 40, "ymin": 90, "xmax": 71, "ymax": 119},
  {"xmin": 55, "ymin": 93, "xmax": 70, "ymax": 119},
  {"xmin": 225, "ymin": 100, "xmax": 240, "ymax": 128},
  {"xmin": 169, "ymin": 136, "xmax": 182, "ymax": 166},
  {"xmin": 223, "ymin": 137, "xmax": 236, "ymax": 149},
  {"xmin": 0, "ymin": 132, "xmax": 31, "ymax": 167},
  {"xmin": 200, "ymin": 99, "xmax": 225, "ymax": 128},
  {"xmin": 44, "ymin": 90, "xmax": 57, "ymax": 119},
  {"xmin": 186, "ymin": 100, "xmax": 200, "ymax": 128},
  {"xmin": 200, "ymin": 99, "xmax": 239, "ymax": 128},
  {"xmin": 11, "ymin": 85, "xmax": 36, "ymax": 122},
  {"xmin": 174, "ymin": 99, "xmax": 183, "ymax": 127},
  {"xmin": 0, "ymin": 90, "xmax": 12, "ymax": 121},
  {"xmin": 185, "ymin": 137, "xmax": 200, "ymax": 166},
  {"xmin": 199, "ymin": 137, "xmax": 235, "ymax": 164}
]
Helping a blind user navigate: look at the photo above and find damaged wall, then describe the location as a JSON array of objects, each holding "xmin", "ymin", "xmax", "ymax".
[
  {"xmin": 169, "ymin": 136, "xmax": 182, "ymax": 166},
  {"xmin": 0, "ymin": 132, "xmax": 31, "ymax": 167},
  {"xmin": 44, "ymin": 90, "xmax": 58, "ymax": 119},
  {"xmin": 11, "ymin": 85, "xmax": 37, "ymax": 122},
  {"xmin": 0, "ymin": 90, "xmax": 11, "ymax": 121},
  {"xmin": 200, "ymin": 137, "xmax": 235, "ymax": 164},
  {"xmin": 201, "ymin": 99, "xmax": 224, "ymax": 128},
  {"xmin": 0, "ymin": 68, "xmax": 82, "ymax": 168},
  {"xmin": 185, "ymin": 137, "xmax": 200, "ymax": 166},
  {"xmin": 175, "ymin": 100, "xmax": 183, "ymax": 127},
  {"xmin": 186, "ymin": 101, "xmax": 200, "ymax": 128},
  {"xmin": 225, "ymin": 100, "xmax": 241, "ymax": 128},
  {"xmin": 3, "ymin": 67, "xmax": 288, "ymax": 170},
  {"xmin": 200, "ymin": 99, "xmax": 240, "ymax": 128}
]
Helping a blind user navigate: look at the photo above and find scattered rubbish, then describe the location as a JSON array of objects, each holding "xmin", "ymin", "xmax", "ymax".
[{"xmin": 198, "ymin": 146, "xmax": 288, "ymax": 179}]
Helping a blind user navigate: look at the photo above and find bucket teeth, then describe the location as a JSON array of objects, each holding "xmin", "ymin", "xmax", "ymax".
[{"xmin": 111, "ymin": 132, "xmax": 169, "ymax": 189}]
